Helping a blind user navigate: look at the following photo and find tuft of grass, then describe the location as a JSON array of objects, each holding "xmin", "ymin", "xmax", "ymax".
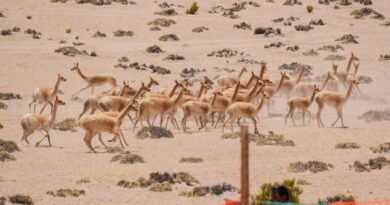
[
  {"xmin": 147, "ymin": 18, "xmax": 176, "ymax": 27},
  {"xmin": 370, "ymin": 142, "xmax": 390, "ymax": 153},
  {"xmin": 47, "ymin": 189, "xmax": 85, "ymax": 197},
  {"xmin": 8, "ymin": 194, "xmax": 34, "ymax": 204},
  {"xmin": 179, "ymin": 157, "xmax": 203, "ymax": 163},
  {"xmin": 0, "ymin": 139, "xmax": 20, "ymax": 153},
  {"xmin": 306, "ymin": 5, "xmax": 313, "ymax": 13},
  {"xmin": 335, "ymin": 142, "xmax": 361, "ymax": 149},
  {"xmin": 148, "ymin": 182, "xmax": 172, "ymax": 192},
  {"xmin": 65, "ymin": 28, "xmax": 72, "ymax": 33},
  {"xmin": 288, "ymin": 161, "xmax": 333, "ymax": 173},
  {"xmin": 186, "ymin": 2, "xmax": 199, "ymax": 15},
  {"xmin": 111, "ymin": 151, "xmax": 144, "ymax": 164}
]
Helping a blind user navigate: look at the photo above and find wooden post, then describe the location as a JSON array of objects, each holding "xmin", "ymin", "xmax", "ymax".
[{"xmin": 241, "ymin": 126, "xmax": 249, "ymax": 205}]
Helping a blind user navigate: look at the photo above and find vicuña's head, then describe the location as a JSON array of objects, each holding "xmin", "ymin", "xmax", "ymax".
[
  {"xmin": 351, "ymin": 78, "xmax": 359, "ymax": 85},
  {"xmin": 257, "ymin": 80, "xmax": 265, "ymax": 87},
  {"xmin": 203, "ymin": 76, "xmax": 214, "ymax": 86},
  {"xmin": 351, "ymin": 52, "xmax": 360, "ymax": 61},
  {"xmin": 241, "ymin": 67, "xmax": 248, "ymax": 73},
  {"xmin": 332, "ymin": 63, "xmax": 338, "ymax": 72},
  {"xmin": 70, "ymin": 62, "xmax": 79, "ymax": 71},
  {"xmin": 280, "ymin": 72, "xmax": 290, "ymax": 81},
  {"xmin": 140, "ymin": 82, "xmax": 150, "ymax": 92},
  {"xmin": 150, "ymin": 77, "xmax": 159, "ymax": 86},
  {"xmin": 314, "ymin": 84, "xmax": 321, "ymax": 93},
  {"xmin": 57, "ymin": 73, "xmax": 67, "ymax": 82},
  {"xmin": 55, "ymin": 97, "xmax": 66, "ymax": 106},
  {"xmin": 212, "ymin": 91, "xmax": 223, "ymax": 97},
  {"xmin": 122, "ymin": 81, "xmax": 130, "ymax": 89},
  {"xmin": 262, "ymin": 91, "xmax": 270, "ymax": 99},
  {"xmin": 260, "ymin": 61, "xmax": 267, "ymax": 68}
]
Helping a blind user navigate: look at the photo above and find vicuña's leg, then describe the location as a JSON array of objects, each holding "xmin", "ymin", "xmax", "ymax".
[
  {"xmin": 316, "ymin": 104, "xmax": 325, "ymax": 127},
  {"xmin": 72, "ymin": 85, "xmax": 91, "ymax": 97},
  {"xmin": 21, "ymin": 129, "xmax": 34, "ymax": 144},
  {"xmin": 285, "ymin": 109, "xmax": 293, "ymax": 126},
  {"xmin": 331, "ymin": 108, "xmax": 341, "ymax": 127},
  {"xmin": 250, "ymin": 116, "xmax": 258, "ymax": 134},
  {"xmin": 98, "ymin": 133, "xmax": 108, "ymax": 148}
]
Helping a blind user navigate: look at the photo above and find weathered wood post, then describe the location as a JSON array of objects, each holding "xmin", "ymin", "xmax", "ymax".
[{"xmin": 241, "ymin": 125, "xmax": 249, "ymax": 205}]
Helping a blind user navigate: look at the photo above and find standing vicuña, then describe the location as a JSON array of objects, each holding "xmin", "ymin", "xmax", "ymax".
[
  {"xmin": 285, "ymin": 85, "xmax": 320, "ymax": 126},
  {"xmin": 316, "ymin": 79, "xmax": 359, "ymax": 128},
  {"xmin": 21, "ymin": 97, "xmax": 65, "ymax": 147},
  {"xmin": 29, "ymin": 73, "xmax": 66, "ymax": 114},
  {"xmin": 70, "ymin": 62, "xmax": 117, "ymax": 96}
]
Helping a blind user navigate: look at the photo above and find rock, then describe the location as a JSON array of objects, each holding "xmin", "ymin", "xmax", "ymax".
[
  {"xmin": 233, "ymin": 22, "xmax": 252, "ymax": 30},
  {"xmin": 288, "ymin": 161, "xmax": 333, "ymax": 173},
  {"xmin": 159, "ymin": 34, "xmax": 179, "ymax": 41},
  {"xmin": 92, "ymin": 31, "xmax": 106, "ymax": 38},
  {"xmin": 55, "ymin": 46, "xmax": 89, "ymax": 57},
  {"xmin": 146, "ymin": 45, "xmax": 164, "ymax": 53},
  {"xmin": 192, "ymin": 26, "xmax": 209, "ymax": 32},
  {"xmin": 336, "ymin": 34, "xmax": 359, "ymax": 44},
  {"xmin": 113, "ymin": 30, "xmax": 133, "ymax": 37}
]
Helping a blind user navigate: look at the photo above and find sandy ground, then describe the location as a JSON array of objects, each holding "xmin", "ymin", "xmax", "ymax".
[{"xmin": 1, "ymin": 0, "xmax": 390, "ymax": 204}]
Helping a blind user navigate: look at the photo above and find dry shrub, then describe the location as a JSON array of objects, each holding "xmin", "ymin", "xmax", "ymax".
[
  {"xmin": 358, "ymin": 110, "xmax": 390, "ymax": 122},
  {"xmin": 222, "ymin": 131, "xmax": 295, "ymax": 147},
  {"xmin": 352, "ymin": 156, "xmax": 390, "ymax": 172},
  {"xmin": 288, "ymin": 161, "xmax": 333, "ymax": 173},
  {"xmin": 252, "ymin": 179, "xmax": 302, "ymax": 204},
  {"xmin": 180, "ymin": 183, "xmax": 239, "ymax": 197},
  {"xmin": 136, "ymin": 126, "xmax": 173, "ymax": 139},
  {"xmin": 156, "ymin": 9, "xmax": 177, "ymax": 16},
  {"xmin": 335, "ymin": 142, "xmax": 360, "ymax": 149},
  {"xmin": 0, "ymin": 151, "xmax": 16, "ymax": 162},
  {"xmin": 54, "ymin": 118, "xmax": 78, "ymax": 131},
  {"xmin": 65, "ymin": 28, "xmax": 72, "ymax": 33},
  {"xmin": 0, "ymin": 139, "xmax": 20, "ymax": 153},
  {"xmin": 1, "ymin": 29, "xmax": 11, "ymax": 36},
  {"xmin": 47, "ymin": 189, "xmax": 85, "ymax": 197},
  {"xmin": 370, "ymin": 142, "xmax": 390, "ymax": 153},
  {"xmin": 318, "ymin": 194, "xmax": 356, "ymax": 204},
  {"xmin": 147, "ymin": 18, "xmax": 176, "ymax": 27},
  {"xmin": 8, "ymin": 194, "xmax": 34, "ymax": 205},
  {"xmin": 324, "ymin": 55, "xmax": 346, "ymax": 61},
  {"xmin": 149, "ymin": 182, "xmax": 172, "ymax": 192},
  {"xmin": 306, "ymin": 5, "xmax": 313, "ymax": 13},
  {"xmin": 350, "ymin": 7, "xmax": 384, "ymax": 19},
  {"xmin": 179, "ymin": 157, "xmax": 203, "ymax": 163},
  {"xmin": 76, "ymin": 178, "xmax": 90, "ymax": 184},
  {"xmin": 111, "ymin": 151, "xmax": 144, "ymax": 164},
  {"xmin": 186, "ymin": 2, "xmax": 199, "ymax": 14}
]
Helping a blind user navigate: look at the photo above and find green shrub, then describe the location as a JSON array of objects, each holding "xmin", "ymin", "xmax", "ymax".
[
  {"xmin": 251, "ymin": 179, "xmax": 302, "ymax": 205},
  {"xmin": 186, "ymin": 2, "xmax": 199, "ymax": 15}
]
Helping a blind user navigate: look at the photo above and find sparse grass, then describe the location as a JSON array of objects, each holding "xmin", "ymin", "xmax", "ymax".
[
  {"xmin": 8, "ymin": 194, "xmax": 34, "ymax": 205},
  {"xmin": 288, "ymin": 161, "xmax": 333, "ymax": 173},
  {"xmin": 65, "ymin": 28, "xmax": 72, "ymax": 33},
  {"xmin": 306, "ymin": 5, "xmax": 313, "ymax": 13},
  {"xmin": 47, "ymin": 189, "xmax": 85, "ymax": 197},
  {"xmin": 179, "ymin": 157, "xmax": 203, "ymax": 163},
  {"xmin": 147, "ymin": 18, "xmax": 176, "ymax": 27},
  {"xmin": 186, "ymin": 2, "xmax": 199, "ymax": 15},
  {"xmin": 318, "ymin": 194, "xmax": 356, "ymax": 204},
  {"xmin": 252, "ymin": 179, "xmax": 302, "ymax": 204},
  {"xmin": 76, "ymin": 178, "xmax": 90, "ymax": 184},
  {"xmin": 335, "ymin": 142, "xmax": 361, "ymax": 149}
]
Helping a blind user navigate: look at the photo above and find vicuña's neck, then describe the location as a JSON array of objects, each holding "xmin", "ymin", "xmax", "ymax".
[
  {"xmin": 117, "ymin": 102, "xmax": 134, "ymax": 122},
  {"xmin": 295, "ymin": 69, "xmax": 305, "ymax": 85},
  {"xmin": 244, "ymin": 83, "xmax": 258, "ymax": 101},
  {"xmin": 320, "ymin": 75, "xmax": 330, "ymax": 90},
  {"xmin": 231, "ymin": 82, "xmax": 240, "ymax": 102},
  {"xmin": 255, "ymin": 95, "xmax": 266, "ymax": 113},
  {"xmin": 345, "ymin": 56, "xmax": 354, "ymax": 74},
  {"xmin": 259, "ymin": 66, "xmax": 266, "ymax": 79},
  {"xmin": 237, "ymin": 69, "xmax": 245, "ymax": 80},
  {"xmin": 76, "ymin": 68, "xmax": 88, "ymax": 81},
  {"xmin": 171, "ymin": 89, "xmax": 184, "ymax": 107},
  {"xmin": 51, "ymin": 77, "xmax": 62, "ymax": 96},
  {"xmin": 309, "ymin": 90, "xmax": 317, "ymax": 104},
  {"xmin": 169, "ymin": 84, "xmax": 179, "ymax": 97},
  {"xmin": 49, "ymin": 101, "xmax": 59, "ymax": 127},
  {"xmin": 210, "ymin": 93, "xmax": 218, "ymax": 107},
  {"xmin": 343, "ymin": 81, "xmax": 355, "ymax": 102},
  {"xmin": 276, "ymin": 76, "xmax": 285, "ymax": 92},
  {"xmin": 197, "ymin": 86, "xmax": 205, "ymax": 99}
]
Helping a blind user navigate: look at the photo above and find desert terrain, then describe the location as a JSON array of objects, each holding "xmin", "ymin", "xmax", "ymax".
[{"xmin": 0, "ymin": 0, "xmax": 390, "ymax": 204}]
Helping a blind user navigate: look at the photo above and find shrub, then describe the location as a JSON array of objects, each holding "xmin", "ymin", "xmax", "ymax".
[
  {"xmin": 186, "ymin": 2, "xmax": 199, "ymax": 15},
  {"xmin": 65, "ymin": 28, "xmax": 72, "ymax": 33},
  {"xmin": 251, "ymin": 179, "xmax": 302, "ymax": 204},
  {"xmin": 306, "ymin": 5, "xmax": 313, "ymax": 13},
  {"xmin": 8, "ymin": 194, "xmax": 34, "ymax": 204}
]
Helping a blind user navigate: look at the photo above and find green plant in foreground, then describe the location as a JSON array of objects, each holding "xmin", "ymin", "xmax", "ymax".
[{"xmin": 251, "ymin": 179, "xmax": 302, "ymax": 205}]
